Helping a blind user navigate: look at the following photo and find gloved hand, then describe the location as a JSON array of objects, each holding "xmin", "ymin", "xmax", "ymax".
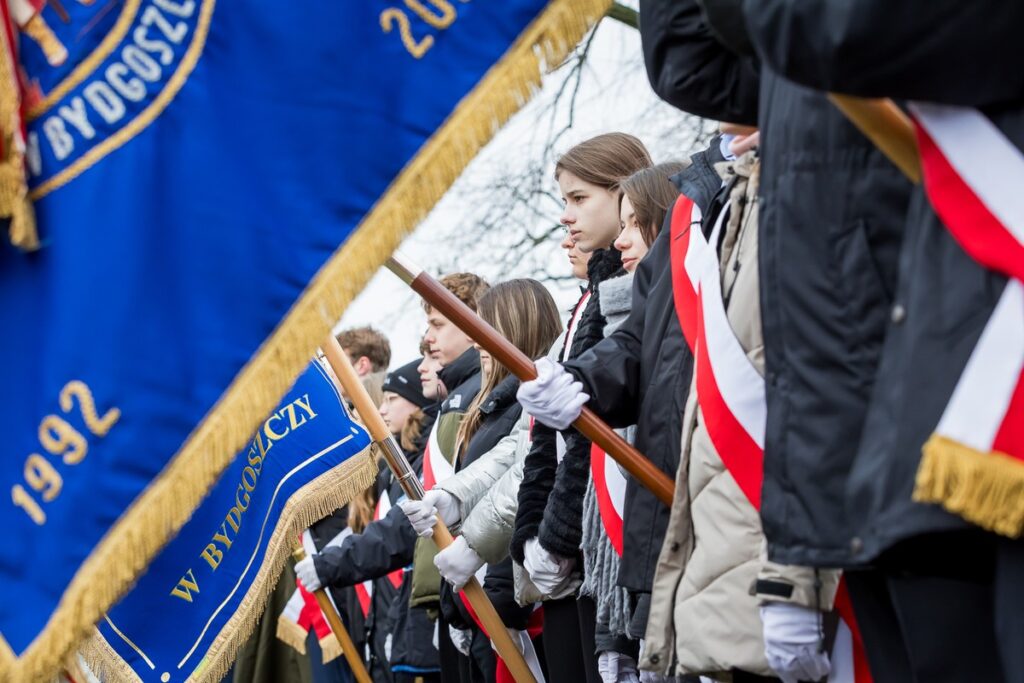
[
  {"xmin": 598, "ymin": 651, "xmax": 640, "ymax": 683},
  {"xmin": 516, "ymin": 358, "xmax": 589, "ymax": 430},
  {"xmin": 294, "ymin": 556, "xmax": 322, "ymax": 592},
  {"xmin": 760, "ymin": 602, "xmax": 831, "ymax": 683},
  {"xmin": 434, "ymin": 536, "xmax": 485, "ymax": 590},
  {"xmin": 423, "ymin": 488, "xmax": 461, "ymax": 527},
  {"xmin": 522, "ymin": 537, "xmax": 575, "ymax": 595},
  {"xmin": 398, "ymin": 498, "xmax": 438, "ymax": 538},
  {"xmin": 449, "ymin": 625, "xmax": 472, "ymax": 657}
]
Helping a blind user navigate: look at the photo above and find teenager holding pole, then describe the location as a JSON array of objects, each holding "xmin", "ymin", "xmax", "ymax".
[{"xmin": 307, "ymin": 332, "xmax": 538, "ymax": 683}]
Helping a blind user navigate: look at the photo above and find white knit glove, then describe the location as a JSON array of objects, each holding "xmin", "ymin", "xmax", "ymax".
[
  {"xmin": 522, "ymin": 537, "xmax": 575, "ymax": 595},
  {"xmin": 516, "ymin": 358, "xmax": 589, "ymax": 430},
  {"xmin": 294, "ymin": 556, "xmax": 322, "ymax": 592},
  {"xmin": 761, "ymin": 602, "xmax": 831, "ymax": 683},
  {"xmin": 449, "ymin": 625, "xmax": 472, "ymax": 657},
  {"xmin": 434, "ymin": 536, "xmax": 485, "ymax": 590},
  {"xmin": 424, "ymin": 488, "xmax": 461, "ymax": 526},
  {"xmin": 398, "ymin": 498, "xmax": 438, "ymax": 538},
  {"xmin": 598, "ymin": 651, "xmax": 640, "ymax": 683}
]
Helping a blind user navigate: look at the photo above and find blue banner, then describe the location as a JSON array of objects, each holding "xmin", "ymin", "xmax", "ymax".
[
  {"xmin": 89, "ymin": 361, "xmax": 372, "ymax": 683},
  {"xmin": 0, "ymin": 0, "xmax": 607, "ymax": 679}
]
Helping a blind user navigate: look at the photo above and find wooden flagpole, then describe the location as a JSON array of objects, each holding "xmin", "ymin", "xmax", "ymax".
[
  {"xmin": 828, "ymin": 95, "xmax": 922, "ymax": 183},
  {"xmin": 321, "ymin": 336, "xmax": 537, "ymax": 683},
  {"xmin": 386, "ymin": 253, "xmax": 675, "ymax": 507},
  {"xmin": 291, "ymin": 547, "xmax": 373, "ymax": 683}
]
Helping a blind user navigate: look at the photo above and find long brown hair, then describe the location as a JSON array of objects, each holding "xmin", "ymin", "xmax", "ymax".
[
  {"xmin": 455, "ymin": 279, "xmax": 562, "ymax": 457},
  {"xmin": 555, "ymin": 133, "xmax": 653, "ymax": 190},
  {"xmin": 619, "ymin": 161, "xmax": 686, "ymax": 247}
]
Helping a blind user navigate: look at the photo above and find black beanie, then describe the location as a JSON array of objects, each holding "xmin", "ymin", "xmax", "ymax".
[{"xmin": 381, "ymin": 359, "xmax": 432, "ymax": 409}]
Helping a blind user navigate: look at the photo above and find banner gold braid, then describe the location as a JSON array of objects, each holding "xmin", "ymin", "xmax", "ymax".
[
  {"xmin": 0, "ymin": 1, "xmax": 614, "ymax": 680},
  {"xmin": 0, "ymin": 9, "xmax": 37, "ymax": 251}
]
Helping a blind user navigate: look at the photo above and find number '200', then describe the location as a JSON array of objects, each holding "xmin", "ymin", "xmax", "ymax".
[{"xmin": 380, "ymin": 0, "xmax": 469, "ymax": 59}]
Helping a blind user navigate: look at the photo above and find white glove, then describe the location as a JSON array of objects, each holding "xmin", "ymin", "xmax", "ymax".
[
  {"xmin": 449, "ymin": 625, "xmax": 472, "ymax": 657},
  {"xmin": 434, "ymin": 536, "xmax": 486, "ymax": 590},
  {"xmin": 598, "ymin": 651, "xmax": 640, "ymax": 683},
  {"xmin": 294, "ymin": 556, "xmax": 322, "ymax": 592},
  {"xmin": 398, "ymin": 498, "xmax": 438, "ymax": 538},
  {"xmin": 761, "ymin": 602, "xmax": 831, "ymax": 683},
  {"xmin": 522, "ymin": 537, "xmax": 575, "ymax": 595},
  {"xmin": 517, "ymin": 358, "xmax": 589, "ymax": 430},
  {"xmin": 424, "ymin": 488, "xmax": 461, "ymax": 526}
]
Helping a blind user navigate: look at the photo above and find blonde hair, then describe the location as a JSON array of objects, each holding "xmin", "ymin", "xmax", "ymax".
[{"xmin": 455, "ymin": 280, "xmax": 562, "ymax": 458}]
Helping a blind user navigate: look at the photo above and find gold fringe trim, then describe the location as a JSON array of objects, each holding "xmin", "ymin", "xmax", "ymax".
[
  {"xmin": 0, "ymin": 9, "xmax": 39, "ymax": 251},
  {"xmin": 275, "ymin": 617, "xmax": 309, "ymax": 656},
  {"xmin": 79, "ymin": 448, "xmax": 377, "ymax": 683},
  {"xmin": 914, "ymin": 434, "xmax": 1024, "ymax": 538},
  {"xmin": 317, "ymin": 633, "xmax": 343, "ymax": 665},
  {"xmin": 77, "ymin": 627, "xmax": 142, "ymax": 683},
  {"xmin": 2, "ymin": 0, "xmax": 612, "ymax": 679}
]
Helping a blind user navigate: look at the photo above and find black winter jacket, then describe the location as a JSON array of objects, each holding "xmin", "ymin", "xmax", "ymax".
[
  {"xmin": 538, "ymin": 250, "xmax": 625, "ymax": 559},
  {"xmin": 510, "ymin": 249, "xmax": 622, "ymax": 565},
  {"xmin": 559, "ymin": 149, "xmax": 721, "ymax": 602},
  {"xmin": 682, "ymin": 0, "xmax": 914, "ymax": 567},
  {"xmin": 312, "ymin": 408, "xmax": 439, "ymax": 676},
  {"xmin": 739, "ymin": 0, "xmax": 1024, "ymax": 561},
  {"xmin": 639, "ymin": 0, "xmax": 760, "ymax": 126}
]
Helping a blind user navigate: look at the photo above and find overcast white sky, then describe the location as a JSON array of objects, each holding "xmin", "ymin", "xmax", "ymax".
[{"xmin": 338, "ymin": 6, "xmax": 707, "ymax": 368}]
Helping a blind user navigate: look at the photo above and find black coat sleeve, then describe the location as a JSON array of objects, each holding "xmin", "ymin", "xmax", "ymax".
[
  {"xmin": 537, "ymin": 430, "xmax": 590, "ymax": 558},
  {"xmin": 313, "ymin": 505, "xmax": 417, "ymax": 587},
  {"xmin": 741, "ymin": 0, "xmax": 1024, "ymax": 106},
  {"xmin": 639, "ymin": 0, "xmax": 760, "ymax": 124},
  {"xmin": 510, "ymin": 423, "xmax": 558, "ymax": 564},
  {"xmin": 562, "ymin": 225, "xmax": 671, "ymax": 428}
]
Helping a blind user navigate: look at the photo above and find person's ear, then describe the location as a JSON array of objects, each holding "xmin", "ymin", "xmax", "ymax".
[{"xmin": 354, "ymin": 355, "xmax": 372, "ymax": 376}]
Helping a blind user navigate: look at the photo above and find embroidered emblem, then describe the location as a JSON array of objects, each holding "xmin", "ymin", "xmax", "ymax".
[{"xmin": 18, "ymin": 0, "xmax": 213, "ymax": 198}]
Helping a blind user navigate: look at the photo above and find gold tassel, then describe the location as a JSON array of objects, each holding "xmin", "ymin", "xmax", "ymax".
[
  {"xmin": 0, "ymin": 6, "xmax": 40, "ymax": 252},
  {"xmin": 7, "ymin": 0, "xmax": 613, "ymax": 679},
  {"xmin": 914, "ymin": 434, "xmax": 1024, "ymax": 538},
  {"xmin": 275, "ymin": 617, "xmax": 309, "ymax": 655},
  {"xmin": 318, "ymin": 633, "xmax": 343, "ymax": 664}
]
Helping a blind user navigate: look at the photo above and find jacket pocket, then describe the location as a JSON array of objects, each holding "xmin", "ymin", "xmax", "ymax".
[{"xmin": 829, "ymin": 218, "xmax": 891, "ymax": 364}]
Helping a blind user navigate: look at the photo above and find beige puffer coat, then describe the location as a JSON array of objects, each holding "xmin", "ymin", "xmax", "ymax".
[{"xmin": 641, "ymin": 153, "xmax": 839, "ymax": 678}]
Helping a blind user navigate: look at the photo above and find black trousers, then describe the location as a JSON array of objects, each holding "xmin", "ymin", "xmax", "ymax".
[
  {"xmin": 847, "ymin": 531, "xmax": 1024, "ymax": 683},
  {"xmin": 575, "ymin": 595, "xmax": 603, "ymax": 683},
  {"xmin": 541, "ymin": 596, "xmax": 599, "ymax": 682}
]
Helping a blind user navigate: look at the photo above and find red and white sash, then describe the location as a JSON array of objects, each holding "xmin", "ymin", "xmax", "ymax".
[
  {"xmin": 670, "ymin": 197, "xmax": 766, "ymax": 508},
  {"xmin": 422, "ymin": 417, "xmax": 457, "ymax": 491},
  {"xmin": 277, "ymin": 529, "xmax": 348, "ymax": 662},
  {"xmin": 909, "ymin": 104, "xmax": 1024, "ymax": 537},
  {"xmin": 668, "ymin": 197, "xmax": 872, "ymax": 683},
  {"xmin": 354, "ymin": 490, "xmax": 405, "ymax": 617},
  {"xmin": 591, "ymin": 443, "xmax": 626, "ymax": 555}
]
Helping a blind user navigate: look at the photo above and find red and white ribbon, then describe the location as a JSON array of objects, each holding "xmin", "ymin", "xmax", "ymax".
[
  {"xmin": 668, "ymin": 196, "xmax": 872, "ymax": 682},
  {"xmin": 422, "ymin": 417, "xmax": 457, "ymax": 491},
  {"xmin": 354, "ymin": 490, "xmax": 404, "ymax": 617},
  {"xmin": 910, "ymin": 104, "xmax": 1024, "ymax": 471},
  {"xmin": 591, "ymin": 443, "xmax": 626, "ymax": 555}
]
